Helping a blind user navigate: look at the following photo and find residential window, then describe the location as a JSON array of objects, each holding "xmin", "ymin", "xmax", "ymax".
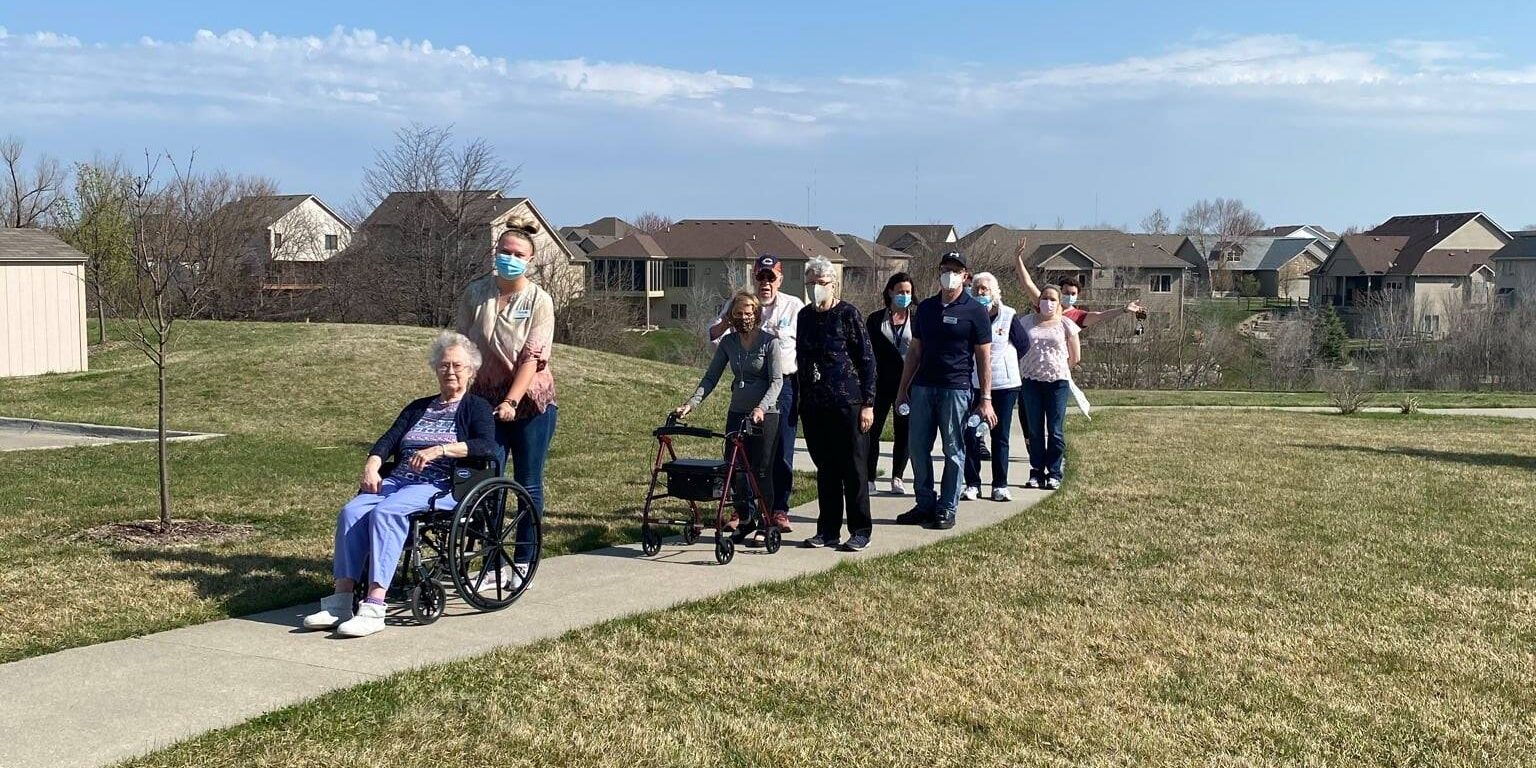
[
  {"xmin": 670, "ymin": 303, "xmax": 688, "ymax": 321},
  {"xmin": 324, "ymin": 234, "xmax": 339, "ymax": 251},
  {"xmin": 1149, "ymin": 274, "xmax": 1172, "ymax": 293},
  {"xmin": 273, "ymin": 232, "xmax": 285, "ymax": 250},
  {"xmin": 1422, "ymin": 315, "xmax": 1440, "ymax": 335},
  {"xmin": 593, "ymin": 259, "xmax": 646, "ymax": 291},
  {"xmin": 668, "ymin": 260, "xmax": 694, "ymax": 289}
]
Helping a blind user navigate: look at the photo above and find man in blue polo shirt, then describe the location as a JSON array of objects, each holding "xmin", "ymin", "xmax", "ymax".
[{"xmin": 895, "ymin": 251, "xmax": 997, "ymax": 529}]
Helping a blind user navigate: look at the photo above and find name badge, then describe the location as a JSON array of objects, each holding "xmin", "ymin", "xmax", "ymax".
[
  {"xmin": 511, "ymin": 308, "xmax": 532, "ymax": 319},
  {"xmin": 942, "ymin": 316, "xmax": 958, "ymax": 325}
]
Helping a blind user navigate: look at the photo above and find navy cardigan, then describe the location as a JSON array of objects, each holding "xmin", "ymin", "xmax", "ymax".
[{"xmin": 368, "ymin": 394, "xmax": 498, "ymax": 462}]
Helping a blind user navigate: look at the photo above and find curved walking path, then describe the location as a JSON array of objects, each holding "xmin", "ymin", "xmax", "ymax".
[
  {"xmin": 4, "ymin": 405, "xmax": 1532, "ymax": 768},
  {"xmin": 0, "ymin": 419, "xmax": 1044, "ymax": 768}
]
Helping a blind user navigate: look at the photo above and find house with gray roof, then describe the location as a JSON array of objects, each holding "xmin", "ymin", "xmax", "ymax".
[
  {"xmin": 875, "ymin": 224, "xmax": 958, "ymax": 258},
  {"xmin": 958, "ymin": 224, "xmax": 1205, "ymax": 330},
  {"xmin": 218, "ymin": 194, "xmax": 352, "ymax": 294},
  {"xmin": 1208, "ymin": 236, "xmax": 1332, "ymax": 299},
  {"xmin": 585, "ymin": 219, "xmax": 845, "ymax": 329},
  {"xmin": 1492, "ymin": 231, "xmax": 1536, "ymax": 301},
  {"xmin": 1310, "ymin": 212, "xmax": 1510, "ymax": 337}
]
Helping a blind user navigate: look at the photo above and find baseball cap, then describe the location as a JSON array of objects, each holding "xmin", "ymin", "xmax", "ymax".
[
  {"xmin": 755, "ymin": 255, "xmax": 783, "ymax": 275},
  {"xmin": 939, "ymin": 251, "xmax": 967, "ymax": 270}
]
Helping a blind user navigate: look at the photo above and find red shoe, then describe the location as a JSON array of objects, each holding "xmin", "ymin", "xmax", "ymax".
[{"xmin": 772, "ymin": 511, "xmax": 792, "ymax": 532}]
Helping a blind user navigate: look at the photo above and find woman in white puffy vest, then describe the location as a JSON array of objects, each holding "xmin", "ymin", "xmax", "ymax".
[{"xmin": 962, "ymin": 272, "xmax": 1028, "ymax": 502}]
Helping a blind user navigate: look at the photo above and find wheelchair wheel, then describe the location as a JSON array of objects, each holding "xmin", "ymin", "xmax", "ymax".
[
  {"xmin": 764, "ymin": 527, "xmax": 782, "ymax": 554},
  {"xmin": 449, "ymin": 477, "xmax": 541, "ymax": 612},
  {"xmin": 641, "ymin": 525, "xmax": 662, "ymax": 556},
  {"xmin": 410, "ymin": 581, "xmax": 445, "ymax": 624},
  {"xmin": 714, "ymin": 533, "xmax": 734, "ymax": 565}
]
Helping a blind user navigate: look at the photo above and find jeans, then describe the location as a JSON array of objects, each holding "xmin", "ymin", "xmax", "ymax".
[
  {"xmin": 868, "ymin": 391, "xmax": 911, "ymax": 482},
  {"xmin": 725, "ymin": 410, "xmax": 778, "ymax": 526},
  {"xmin": 964, "ymin": 387, "xmax": 1020, "ymax": 491},
  {"xmin": 1020, "ymin": 379, "xmax": 1068, "ymax": 481},
  {"xmin": 335, "ymin": 478, "xmax": 452, "ymax": 589},
  {"xmin": 771, "ymin": 376, "xmax": 798, "ymax": 512},
  {"xmin": 800, "ymin": 403, "xmax": 872, "ymax": 540},
  {"xmin": 907, "ymin": 385, "xmax": 972, "ymax": 516},
  {"xmin": 496, "ymin": 404, "xmax": 558, "ymax": 564}
]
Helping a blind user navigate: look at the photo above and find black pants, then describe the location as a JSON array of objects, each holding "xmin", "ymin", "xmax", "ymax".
[
  {"xmin": 725, "ymin": 411, "xmax": 778, "ymax": 526},
  {"xmin": 801, "ymin": 403, "xmax": 872, "ymax": 540},
  {"xmin": 868, "ymin": 391, "xmax": 911, "ymax": 482}
]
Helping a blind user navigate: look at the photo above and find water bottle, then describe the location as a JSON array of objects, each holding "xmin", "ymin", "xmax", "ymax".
[
  {"xmin": 967, "ymin": 413, "xmax": 985, "ymax": 438},
  {"xmin": 897, "ymin": 403, "xmax": 911, "ymax": 417}
]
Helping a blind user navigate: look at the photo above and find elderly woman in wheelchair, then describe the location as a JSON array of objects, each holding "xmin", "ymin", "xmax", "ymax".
[{"xmin": 304, "ymin": 331, "xmax": 498, "ymax": 637}]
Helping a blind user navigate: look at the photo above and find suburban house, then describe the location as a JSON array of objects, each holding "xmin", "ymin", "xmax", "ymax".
[
  {"xmin": 1309, "ymin": 212, "xmax": 1510, "ymax": 337},
  {"xmin": 585, "ymin": 219, "xmax": 844, "ymax": 329},
  {"xmin": 358, "ymin": 190, "xmax": 587, "ymax": 296},
  {"xmin": 0, "ymin": 228, "xmax": 87, "ymax": 377},
  {"xmin": 1251, "ymin": 224, "xmax": 1339, "ymax": 241},
  {"xmin": 831, "ymin": 232, "xmax": 910, "ymax": 289},
  {"xmin": 560, "ymin": 216, "xmax": 635, "ymax": 256},
  {"xmin": 220, "ymin": 194, "xmax": 352, "ymax": 295},
  {"xmin": 958, "ymin": 225, "xmax": 1206, "ymax": 330},
  {"xmin": 875, "ymin": 224, "xmax": 958, "ymax": 258},
  {"xmin": 1207, "ymin": 236, "xmax": 1333, "ymax": 299},
  {"xmin": 1492, "ymin": 231, "xmax": 1536, "ymax": 301}
]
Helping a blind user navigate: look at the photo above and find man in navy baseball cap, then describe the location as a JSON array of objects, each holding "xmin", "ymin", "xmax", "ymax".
[{"xmin": 754, "ymin": 254, "xmax": 783, "ymax": 277}]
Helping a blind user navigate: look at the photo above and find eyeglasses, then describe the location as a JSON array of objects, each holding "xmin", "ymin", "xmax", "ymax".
[
  {"xmin": 754, "ymin": 273, "xmax": 778, "ymax": 283},
  {"xmin": 436, "ymin": 362, "xmax": 470, "ymax": 372}
]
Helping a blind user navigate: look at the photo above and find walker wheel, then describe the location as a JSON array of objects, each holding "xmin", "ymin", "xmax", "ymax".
[
  {"xmin": 409, "ymin": 581, "xmax": 445, "ymax": 625},
  {"xmin": 764, "ymin": 527, "xmax": 782, "ymax": 554},
  {"xmin": 682, "ymin": 523, "xmax": 700, "ymax": 546},
  {"xmin": 641, "ymin": 526, "xmax": 662, "ymax": 556},
  {"xmin": 714, "ymin": 534, "xmax": 735, "ymax": 565}
]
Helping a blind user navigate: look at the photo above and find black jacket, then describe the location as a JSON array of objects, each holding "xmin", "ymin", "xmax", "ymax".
[
  {"xmin": 369, "ymin": 394, "xmax": 498, "ymax": 462},
  {"xmin": 867, "ymin": 308, "xmax": 911, "ymax": 400}
]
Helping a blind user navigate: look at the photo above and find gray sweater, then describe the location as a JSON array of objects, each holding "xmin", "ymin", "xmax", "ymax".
[{"xmin": 688, "ymin": 331, "xmax": 783, "ymax": 414}]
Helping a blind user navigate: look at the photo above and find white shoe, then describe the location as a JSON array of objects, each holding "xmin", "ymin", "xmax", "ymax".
[
  {"xmin": 991, "ymin": 487, "xmax": 1012, "ymax": 502},
  {"xmin": 302, "ymin": 592, "xmax": 353, "ymax": 630},
  {"xmin": 867, "ymin": 481, "xmax": 878, "ymax": 496},
  {"xmin": 335, "ymin": 601, "xmax": 386, "ymax": 637},
  {"xmin": 961, "ymin": 486, "xmax": 980, "ymax": 501},
  {"xmin": 889, "ymin": 477, "xmax": 905, "ymax": 495},
  {"xmin": 483, "ymin": 563, "xmax": 529, "ymax": 595}
]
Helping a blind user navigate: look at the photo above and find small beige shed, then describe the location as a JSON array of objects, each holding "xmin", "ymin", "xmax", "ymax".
[{"xmin": 0, "ymin": 228, "xmax": 88, "ymax": 377}]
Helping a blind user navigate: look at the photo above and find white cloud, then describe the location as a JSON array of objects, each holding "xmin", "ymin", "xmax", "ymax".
[
  {"xmin": 751, "ymin": 106, "xmax": 816, "ymax": 124},
  {"xmin": 517, "ymin": 59, "xmax": 751, "ymax": 102}
]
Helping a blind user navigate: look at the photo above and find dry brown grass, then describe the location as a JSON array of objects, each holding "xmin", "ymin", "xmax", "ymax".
[{"xmin": 122, "ymin": 409, "xmax": 1536, "ymax": 767}]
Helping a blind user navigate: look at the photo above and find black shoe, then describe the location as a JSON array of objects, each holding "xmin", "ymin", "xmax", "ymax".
[
  {"xmin": 839, "ymin": 534, "xmax": 870, "ymax": 552},
  {"xmin": 802, "ymin": 534, "xmax": 839, "ymax": 548},
  {"xmin": 925, "ymin": 512, "xmax": 956, "ymax": 530},
  {"xmin": 894, "ymin": 507, "xmax": 931, "ymax": 525}
]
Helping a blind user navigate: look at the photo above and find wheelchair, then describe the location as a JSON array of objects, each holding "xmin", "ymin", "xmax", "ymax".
[{"xmin": 355, "ymin": 456, "xmax": 542, "ymax": 624}]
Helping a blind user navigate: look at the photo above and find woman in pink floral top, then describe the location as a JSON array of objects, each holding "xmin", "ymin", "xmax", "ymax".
[
  {"xmin": 1017, "ymin": 284, "xmax": 1080, "ymax": 491},
  {"xmin": 455, "ymin": 220, "xmax": 559, "ymax": 576}
]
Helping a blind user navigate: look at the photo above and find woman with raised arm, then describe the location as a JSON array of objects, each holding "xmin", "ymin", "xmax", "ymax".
[
  {"xmin": 1017, "ymin": 284, "xmax": 1081, "ymax": 490},
  {"xmin": 1013, "ymin": 235, "xmax": 1143, "ymax": 329}
]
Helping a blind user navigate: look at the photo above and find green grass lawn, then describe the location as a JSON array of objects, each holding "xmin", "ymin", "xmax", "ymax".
[
  {"xmin": 0, "ymin": 321, "xmax": 813, "ymax": 662},
  {"xmin": 120, "ymin": 407, "xmax": 1536, "ymax": 766},
  {"xmin": 1091, "ymin": 389, "xmax": 1536, "ymax": 409}
]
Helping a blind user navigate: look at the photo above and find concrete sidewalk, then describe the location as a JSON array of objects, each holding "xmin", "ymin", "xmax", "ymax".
[{"xmin": 0, "ymin": 420, "xmax": 1042, "ymax": 768}]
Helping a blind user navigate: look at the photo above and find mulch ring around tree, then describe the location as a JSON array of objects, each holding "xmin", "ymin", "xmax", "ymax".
[{"xmin": 82, "ymin": 519, "xmax": 257, "ymax": 547}]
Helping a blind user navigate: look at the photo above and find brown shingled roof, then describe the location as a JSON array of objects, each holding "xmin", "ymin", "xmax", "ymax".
[
  {"xmin": 1333, "ymin": 234, "xmax": 1407, "ymax": 274},
  {"xmin": 649, "ymin": 220, "xmax": 843, "ymax": 263}
]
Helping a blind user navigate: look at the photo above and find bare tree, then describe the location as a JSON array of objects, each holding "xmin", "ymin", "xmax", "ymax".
[
  {"xmin": 334, "ymin": 123, "xmax": 520, "ymax": 326},
  {"xmin": 111, "ymin": 152, "xmax": 270, "ymax": 532},
  {"xmin": 1, "ymin": 136, "xmax": 67, "ymax": 228},
  {"xmin": 1180, "ymin": 198, "xmax": 1264, "ymax": 293},
  {"xmin": 1140, "ymin": 208, "xmax": 1171, "ymax": 234},
  {"xmin": 1267, "ymin": 316, "xmax": 1315, "ymax": 389},
  {"xmin": 632, "ymin": 211, "xmax": 674, "ymax": 234},
  {"xmin": 1359, "ymin": 289, "xmax": 1417, "ymax": 389}
]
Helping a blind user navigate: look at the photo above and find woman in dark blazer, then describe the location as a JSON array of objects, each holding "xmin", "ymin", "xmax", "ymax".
[{"xmin": 866, "ymin": 272, "xmax": 915, "ymax": 496}]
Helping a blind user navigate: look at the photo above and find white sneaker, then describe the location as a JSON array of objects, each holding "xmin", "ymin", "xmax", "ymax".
[
  {"xmin": 484, "ymin": 563, "xmax": 529, "ymax": 595},
  {"xmin": 889, "ymin": 477, "xmax": 905, "ymax": 495},
  {"xmin": 961, "ymin": 486, "xmax": 980, "ymax": 501},
  {"xmin": 991, "ymin": 487, "xmax": 1012, "ymax": 502},
  {"xmin": 302, "ymin": 592, "xmax": 353, "ymax": 631},
  {"xmin": 335, "ymin": 601, "xmax": 386, "ymax": 637}
]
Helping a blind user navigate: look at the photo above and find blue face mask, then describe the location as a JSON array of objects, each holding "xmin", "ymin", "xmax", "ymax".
[
  {"xmin": 975, "ymin": 295, "xmax": 993, "ymax": 308},
  {"xmin": 1063, "ymin": 294, "xmax": 1078, "ymax": 307},
  {"xmin": 891, "ymin": 293, "xmax": 912, "ymax": 309},
  {"xmin": 494, "ymin": 253, "xmax": 527, "ymax": 279}
]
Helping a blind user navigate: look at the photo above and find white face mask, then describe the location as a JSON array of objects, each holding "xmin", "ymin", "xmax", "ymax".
[
  {"xmin": 939, "ymin": 271, "xmax": 964, "ymax": 291},
  {"xmin": 1039, "ymin": 298, "xmax": 1058, "ymax": 315},
  {"xmin": 811, "ymin": 284, "xmax": 833, "ymax": 305}
]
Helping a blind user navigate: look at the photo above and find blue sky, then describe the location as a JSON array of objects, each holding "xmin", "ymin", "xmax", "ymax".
[{"xmin": 5, "ymin": 1, "xmax": 1536, "ymax": 236}]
